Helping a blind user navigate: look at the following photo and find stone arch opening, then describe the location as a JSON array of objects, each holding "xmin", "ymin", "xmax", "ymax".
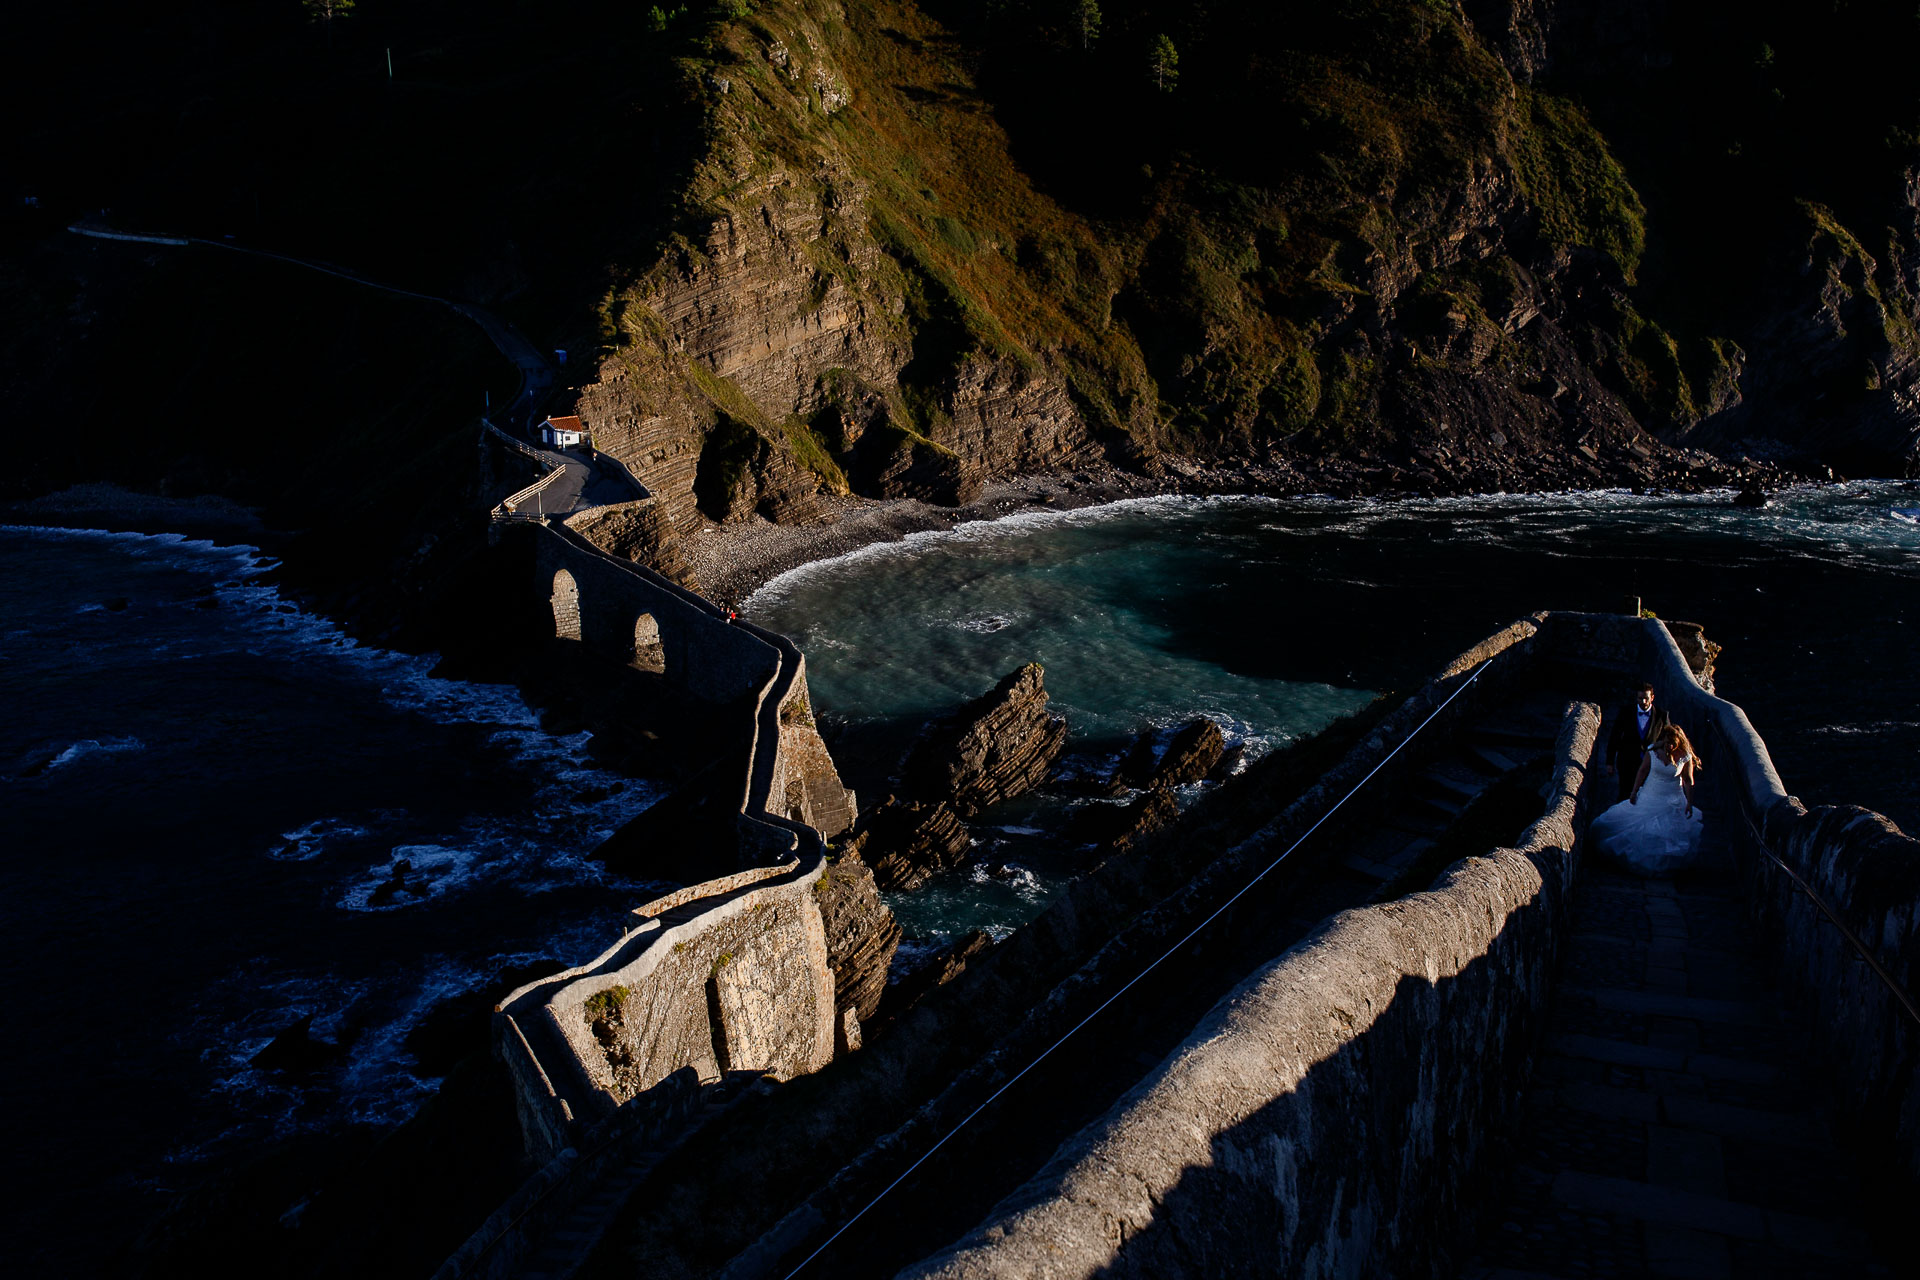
[
  {"xmin": 550, "ymin": 569, "xmax": 582, "ymax": 641},
  {"xmin": 633, "ymin": 612, "xmax": 666, "ymax": 674}
]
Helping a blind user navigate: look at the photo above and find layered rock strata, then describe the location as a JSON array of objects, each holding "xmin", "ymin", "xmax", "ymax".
[
  {"xmin": 1661, "ymin": 619, "xmax": 1721, "ymax": 693},
  {"xmin": 563, "ymin": 499, "xmax": 698, "ymax": 589},
  {"xmin": 854, "ymin": 664, "xmax": 1069, "ymax": 891},
  {"xmin": 901, "ymin": 664, "xmax": 1069, "ymax": 818},
  {"xmin": 849, "ymin": 797, "xmax": 971, "ymax": 893},
  {"xmin": 1112, "ymin": 718, "xmax": 1227, "ymax": 793},
  {"xmin": 873, "ymin": 928, "xmax": 996, "ymax": 1026},
  {"xmin": 1062, "ymin": 789, "xmax": 1180, "ymax": 857},
  {"xmin": 811, "ymin": 849, "xmax": 901, "ymax": 1024}
]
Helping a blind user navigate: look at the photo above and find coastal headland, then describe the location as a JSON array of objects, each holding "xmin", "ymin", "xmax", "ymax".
[{"xmin": 8, "ymin": 0, "xmax": 1920, "ymax": 1272}]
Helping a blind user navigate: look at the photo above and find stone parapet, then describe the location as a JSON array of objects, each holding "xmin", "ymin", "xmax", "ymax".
[
  {"xmin": 494, "ymin": 520, "xmax": 858, "ymax": 1166},
  {"xmin": 899, "ymin": 702, "xmax": 1604, "ymax": 1279},
  {"xmin": 496, "ymin": 858, "xmax": 835, "ymax": 1164},
  {"xmin": 1620, "ymin": 613, "xmax": 1920, "ymax": 1194}
]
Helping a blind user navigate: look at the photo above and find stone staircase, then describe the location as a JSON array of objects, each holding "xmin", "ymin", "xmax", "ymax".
[
  {"xmin": 1337, "ymin": 693, "xmax": 1565, "ymax": 886},
  {"xmin": 1465, "ymin": 868, "xmax": 1892, "ymax": 1279}
]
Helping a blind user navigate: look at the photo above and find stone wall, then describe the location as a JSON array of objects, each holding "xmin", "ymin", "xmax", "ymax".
[
  {"xmin": 1623, "ymin": 616, "xmax": 1920, "ymax": 1192},
  {"xmin": 714, "ymin": 619, "xmax": 1557, "ymax": 1280},
  {"xmin": 493, "ymin": 519, "xmax": 861, "ymax": 1165},
  {"xmin": 562, "ymin": 497, "xmax": 696, "ymax": 589},
  {"xmin": 496, "ymin": 862, "xmax": 836, "ymax": 1164},
  {"xmin": 900, "ymin": 702, "xmax": 1605, "ymax": 1280},
  {"xmin": 522, "ymin": 520, "xmax": 853, "ymax": 838}
]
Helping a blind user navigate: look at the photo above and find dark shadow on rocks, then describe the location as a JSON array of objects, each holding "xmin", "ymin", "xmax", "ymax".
[{"xmin": 1074, "ymin": 951, "xmax": 1542, "ymax": 1279}]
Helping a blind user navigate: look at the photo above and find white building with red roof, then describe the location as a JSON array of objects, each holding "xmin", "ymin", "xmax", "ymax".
[{"xmin": 538, "ymin": 415, "xmax": 588, "ymax": 449}]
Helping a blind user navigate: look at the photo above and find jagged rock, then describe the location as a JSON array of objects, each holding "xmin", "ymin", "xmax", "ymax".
[
  {"xmin": 1062, "ymin": 789, "xmax": 1179, "ymax": 855},
  {"xmin": 875, "ymin": 928, "xmax": 994, "ymax": 1024},
  {"xmin": 901, "ymin": 664, "xmax": 1067, "ymax": 817},
  {"xmin": 812, "ymin": 849, "xmax": 902, "ymax": 1023},
  {"xmin": 847, "ymin": 796, "xmax": 972, "ymax": 892},
  {"xmin": 251, "ymin": 1015, "xmax": 347, "ymax": 1075},
  {"xmin": 1662, "ymin": 620, "xmax": 1722, "ymax": 692},
  {"xmin": 855, "ymin": 428, "xmax": 980, "ymax": 506},
  {"xmin": 1688, "ymin": 200, "xmax": 1920, "ymax": 475},
  {"xmin": 1112, "ymin": 718, "xmax": 1226, "ymax": 792},
  {"xmin": 1208, "ymin": 743, "xmax": 1248, "ymax": 782}
]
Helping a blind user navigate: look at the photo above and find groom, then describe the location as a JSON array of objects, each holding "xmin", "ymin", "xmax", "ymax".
[{"xmin": 1605, "ymin": 682, "xmax": 1670, "ymax": 802}]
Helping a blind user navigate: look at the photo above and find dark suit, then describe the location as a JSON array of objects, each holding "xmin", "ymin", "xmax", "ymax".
[{"xmin": 1608, "ymin": 702, "xmax": 1671, "ymax": 801}]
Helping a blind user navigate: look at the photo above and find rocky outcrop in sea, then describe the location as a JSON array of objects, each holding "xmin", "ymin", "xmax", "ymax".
[{"xmin": 851, "ymin": 663, "xmax": 1068, "ymax": 891}]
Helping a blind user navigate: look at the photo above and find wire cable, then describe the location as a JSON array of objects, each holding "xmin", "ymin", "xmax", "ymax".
[{"xmin": 778, "ymin": 657, "xmax": 1496, "ymax": 1280}]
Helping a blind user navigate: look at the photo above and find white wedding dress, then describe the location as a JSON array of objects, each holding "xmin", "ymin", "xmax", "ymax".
[{"xmin": 1590, "ymin": 750, "xmax": 1703, "ymax": 874}]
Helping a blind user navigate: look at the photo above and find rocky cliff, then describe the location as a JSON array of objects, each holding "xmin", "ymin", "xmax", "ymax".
[
  {"xmin": 541, "ymin": 0, "xmax": 1918, "ymax": 583},
  {"xmin": 811, "ymin": 848, "xmax": 901, "ymax": 1024},
  {"xmin": 900, "ymin": 664, "xmax": 1069, "ymax": 818},
  {"xmin": 15, "ymin": 0, "xmax": 1920, "ymax": 617}
]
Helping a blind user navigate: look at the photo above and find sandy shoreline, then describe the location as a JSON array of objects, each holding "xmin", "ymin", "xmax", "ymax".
[
  {"xmin": 686, "ymin": 457, "xmax": 1370, "ymax": 608},
  {"xmin": 688, "ymin": 470, "xmax": 1141, "ymax": 608},
  {"xmin": 9, "ymin": 450, "xmax": 1796, "ymax": 622},
  {"xmin": 685, "ymin": 451, "xmax": 1779, "ymax": 609}
]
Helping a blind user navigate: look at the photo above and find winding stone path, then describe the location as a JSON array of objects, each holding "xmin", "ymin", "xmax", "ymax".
[{"xmin": 1466, "ymin": 866, "xmax": 1892, "ymax": 1279}]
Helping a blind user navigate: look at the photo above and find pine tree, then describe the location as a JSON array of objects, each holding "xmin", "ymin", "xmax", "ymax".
[
  {"xmin": 1148, "ymin": 33, "xmax": 1179, "ymax": 92},
  {"xmin": 1075, "ymin": 0, "xmax": 1103, "ymax": 51}
]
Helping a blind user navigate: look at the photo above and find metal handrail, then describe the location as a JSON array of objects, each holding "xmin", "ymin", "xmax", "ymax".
[{"xmin": 1704, "ymin": 714, "xmax": 1920, "ymax": 1031}]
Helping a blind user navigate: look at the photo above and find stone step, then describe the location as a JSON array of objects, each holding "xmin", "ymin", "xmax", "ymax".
[
  {"xmin": 1386, "ymin": 811, "xmax": 1450, "ymax": 837},
  {"xmin": 1465, "ymin": 721, "xmax": 1558, "ymax": 748},
  {"xmin": 1566, "ymin": 928, "xmax": 1747, "ymax": 960},
  {"xmin": 1551, "ymin": 1170, "xmax": 1876, "ymax": 1261},
  {"xmin": 1415, "ymin": 765, "xmax": 1489, "ymax": 802},
  {"xmin": 1340, "ymin": 853, "xmax": 1401, "ymax": 882},
  {"xmin": 1546, "ymin": 1033, "xmax": 1783, "ymax": 1085},
  {"xmin": 1561, "ymin": 984, "xmax": 1783, "ymax": 1029},
  {"xmin": 1400, "ymin": 792, "xmax": 1465, "ymax": 823},
  {"xmin": 1464, "ymin": 742, "xmax": 1528, "ymax": 774},
  {"xmin": 1538, "ymin": 1079, "xmax": 1830, "ymax": 1151},
  {"xmin": 1663, "ymin": 1094, "xmax": 1830, "ymax": 1150},
  {"xmin": 1341, "ymin": 836, "xmax": 1434, "ymax": 884}
]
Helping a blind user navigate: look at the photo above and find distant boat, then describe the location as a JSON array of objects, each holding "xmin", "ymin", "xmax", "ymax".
[{"xmin": 1892, "ymin": 508, "xmax": 1920, "ymax": 525}]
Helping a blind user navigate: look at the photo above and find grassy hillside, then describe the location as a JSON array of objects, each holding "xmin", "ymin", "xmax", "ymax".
[
  {"xmin": 577, "ymin": 0, "xmax": 1920, "ymax": 484},
  {"xmin": 8, "ymin": 0, "xmax": 1919, "ymax": 560}
]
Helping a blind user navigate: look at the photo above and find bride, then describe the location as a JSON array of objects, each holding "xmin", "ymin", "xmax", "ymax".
[{"xmin": 1590, "ymin": 723, "xmax": 1704, "ymax": 874}]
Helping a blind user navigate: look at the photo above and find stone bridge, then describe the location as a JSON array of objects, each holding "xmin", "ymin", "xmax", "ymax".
[
  {"xmin": 488, "ymin": 517, "xmax": 857, "ymax": 1168},
  {"xmin": 663, "ymin": 612, "xmax": 1917, "ymax": 1280},
  {"xmin": 875, "ymin": 614, "xmax": 1920, "ymax": 1279}
]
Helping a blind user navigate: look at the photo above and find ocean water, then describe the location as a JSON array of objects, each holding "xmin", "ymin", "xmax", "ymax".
[
  {"xmin": 0, "ymin": 527, "xmax": 667, "ymax": 1274},
  {"xmin": 750, "ymin": 482, "xmax": 1920, "ymax": 936},
  {"xmin": 7, "ymin": 482, "xmax": 1918, "ymax": 1270}
]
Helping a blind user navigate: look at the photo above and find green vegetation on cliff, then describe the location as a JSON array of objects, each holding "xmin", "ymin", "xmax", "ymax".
[
  {"xmin": 576, "ymin": 0, "xmax": 1920, "ymax": 482},
  {"xmin": 8, "ymin": 0, "xmax": 1920, "ymax": 568}
]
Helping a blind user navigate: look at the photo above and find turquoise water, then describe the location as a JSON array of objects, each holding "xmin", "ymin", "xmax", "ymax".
[{"xmin": 749, "ymin": 484, "xmax": 1920, "ymax": 939}]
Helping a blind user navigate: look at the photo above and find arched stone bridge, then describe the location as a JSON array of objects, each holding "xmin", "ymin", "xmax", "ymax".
[{"xmin": 487, "ymin": 517, "xmax": 857, "ymax": 1170}]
